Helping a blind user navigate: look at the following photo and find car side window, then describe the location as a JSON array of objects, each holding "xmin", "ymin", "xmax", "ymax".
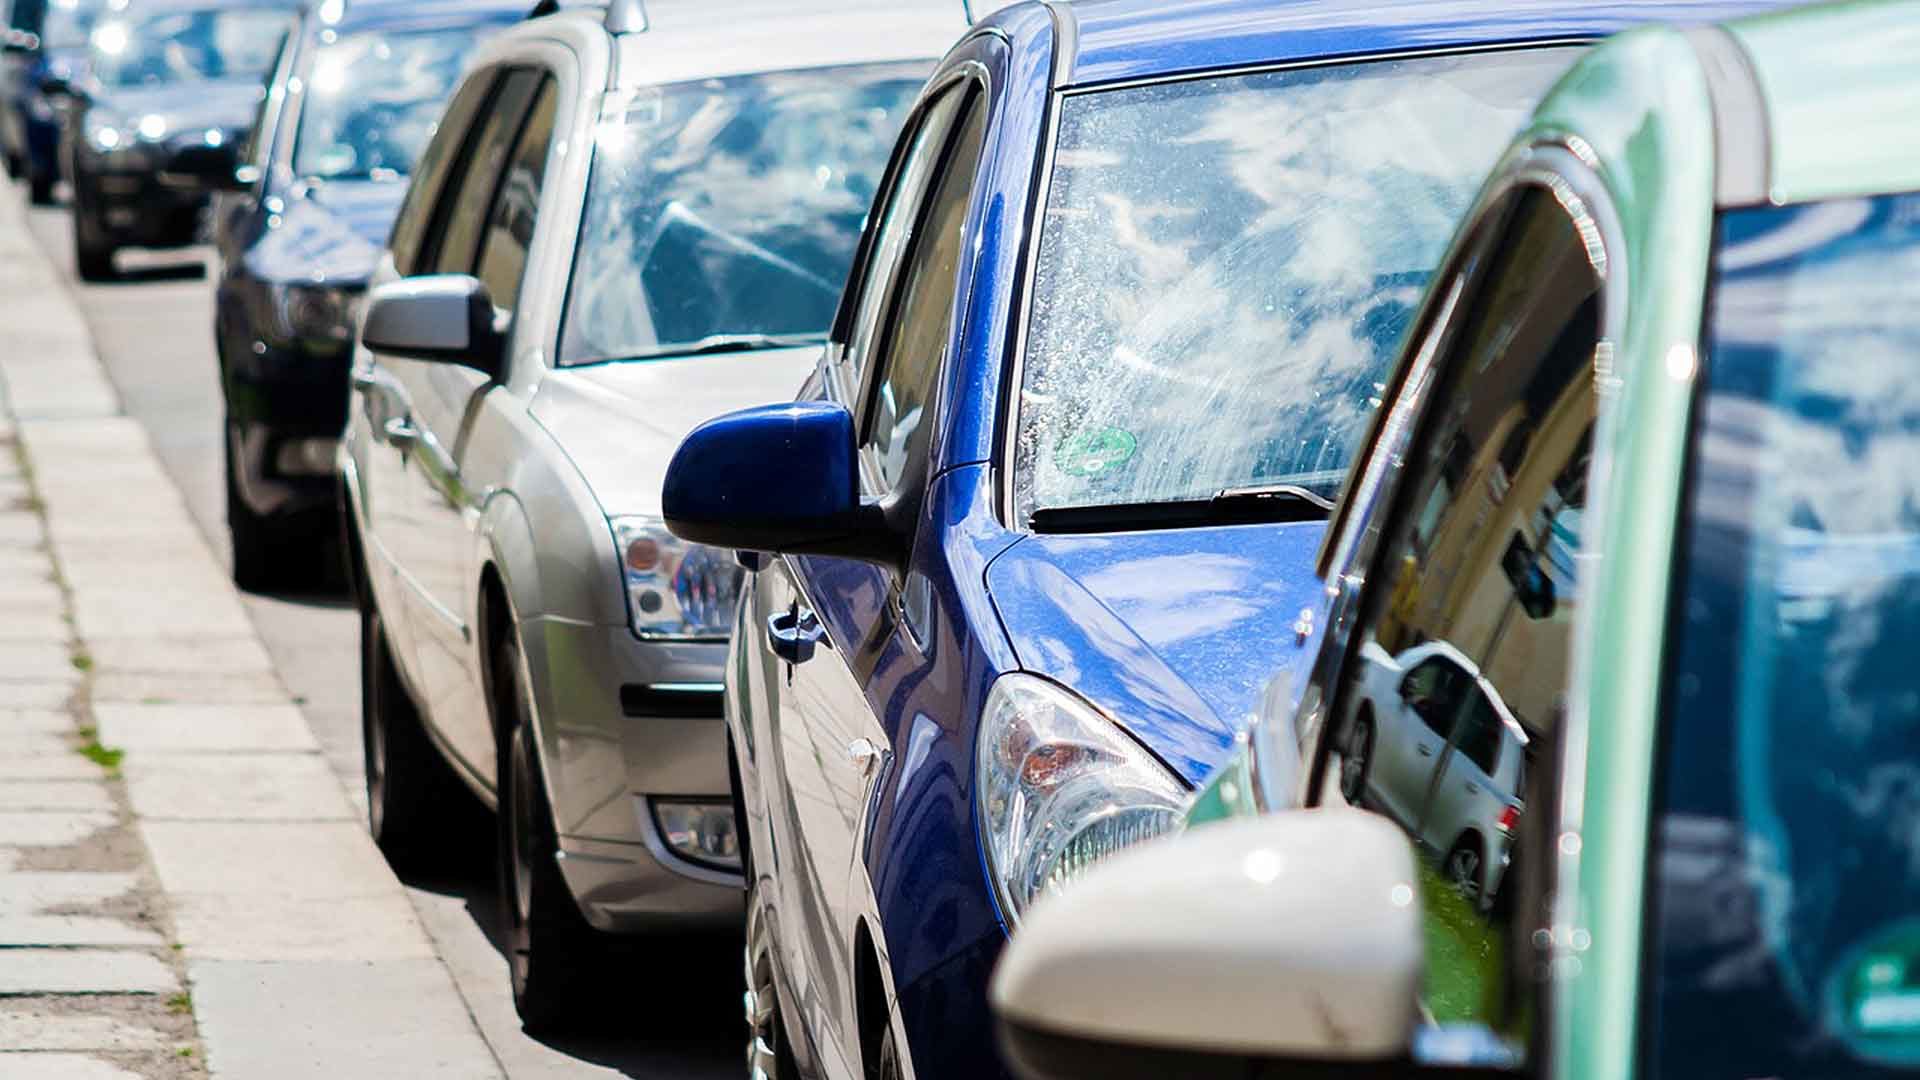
[
  {"xmin": 243, "ymin": 27, "xmax": 295, "ymax": 175},
  {"xmin": 474, "ymin": 76, "xmax": 557, "ymax": 317},
  {"xmin": 1401, "ymin": 657, "xmax": 1461, "ymax": 737},
  {"xmin": 1316, "ymin": 183, "xmax": 1606, "ymax": 1059},
  {"xmin": 388, "ymin": 70, "xmax": 497, "ymax": 277},
  {"xmin": 426, "ymin": 68, "xmax": 540, "ymax": 277},
  {"xmin": 857, "ymin": 90, "xmax": 986, "ymax": 494}
]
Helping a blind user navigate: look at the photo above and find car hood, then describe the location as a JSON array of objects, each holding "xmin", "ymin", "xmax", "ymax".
[
  {"xmin": 89, "ymin": 77, "xmax": 260, "ymax": 136},
  {"xmin": 529, "ymin": 346, "xmax": 820, "ymax": 517},
  {"xmin": 243, "ymin": 179, "xmax": 403, "ymax": 284},
  {"xmin": 985, "ymin": 521, "xmax": 1327, "ymax": 786}
]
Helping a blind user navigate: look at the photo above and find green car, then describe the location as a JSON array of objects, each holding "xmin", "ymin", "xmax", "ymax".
[{"xmin": 991, "ymin": 3, "xmax": 1920, "ymax": 1078}]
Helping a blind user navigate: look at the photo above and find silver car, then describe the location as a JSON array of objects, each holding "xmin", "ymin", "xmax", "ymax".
[{"xmin": 337, "ymin": 0, "xmax": 960, "ymax": 1030}]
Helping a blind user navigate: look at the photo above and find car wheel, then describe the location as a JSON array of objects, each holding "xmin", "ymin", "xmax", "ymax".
[
  {"xmin": 1445, "ymin": 836, "xmax": 1485, "ymax": 905},
  {"xmin": 869, "ymin": 1023, "xmax": 903, "ymax": 1080},
  {"xmin": 745, "ymin": 878, "xmax": 799, "ymax": 1080},
  {"xmin": 1340, "ymin": 710, "xmax": 1374, "ymax": 806},
  {"xmin": 495, "ymin": 631, "xmax": 600, "ymax": 1033},
  {"xmin": 71, "ymin": 193, "xmax": 115, "ymax": 281},
  {"xmin": 361, "ymin": 600, "xmax": 468, "ymax": 873},
  {"xmin": 28, "ymin": 162, "xmax": 54, "ymax": 205},
  {"xmin": 3, "ymin": 149, "xmax": 21, "ymax": 178}
]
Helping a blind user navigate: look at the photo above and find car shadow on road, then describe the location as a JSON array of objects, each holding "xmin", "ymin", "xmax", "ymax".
[
  {"xmin": 399, "ymin": 834, "xmax": 745, "ymax": 1078},
  {"xmin": 98, "ymin": 261, "xmax": 207, "ymax": 285}
]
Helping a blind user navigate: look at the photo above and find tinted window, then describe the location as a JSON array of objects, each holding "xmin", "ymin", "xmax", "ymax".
[
  {"xmin": 90, "ymin": 7, "xmax": 287, "ymax": 88},
  {"xmin": 293, "ymin": 24, "xmax": 498, "ymax": 181},
  {"xmin": 1012, "ymin": 48, "xmax": 1577, "ymax": 525},
  {"xmin": 1318, "ymin": 185, "xmax": 1603, "ymax": 1062},
  {"xmin": 556, "ymin": 62, "xmax": 925, "ymax": 365},
  {"xmin": 1648, "ymin": 192, "xmax": 1920, "ymax": 1078},
  {"xmin": 475, "ymin": 77, "xmax": 556, "ymax": 315},
  {"xmin": 860, "ymin": 96, "xmax": 985, "ymax": 493},
  {"xmin": 1403, "ymin": 657, "xmax": 1463, "ymax": 738},
  {"xmin": 388, "ymin": 71, "xmax": 494, "ymax": 277},
  {"xmin": 429, "ymin": 69, "xmax": 538, "ymax": 275}
]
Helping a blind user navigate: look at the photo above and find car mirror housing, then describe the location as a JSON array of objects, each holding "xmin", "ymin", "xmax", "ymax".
[
  {"xmin": 990, "ymin": 809, "xmax": 1425, "ymax": 1080},
  {"xmin": 662, "ymin": 402, "xmax": 898, "ymax": 567},
  {"xmin": 361, "ymin": 275, "xmax": 505, "ymax": 380}
]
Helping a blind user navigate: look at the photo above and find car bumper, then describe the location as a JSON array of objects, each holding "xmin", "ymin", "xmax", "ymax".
[
  {"xmin": 224, "ymin": 337, "xmax": 351, "ymax": 520},
  {"xmin": 75, "ymin": 155, "xmax": 208, "ymax": 247},
  {"xmin": 531, "ymin": 620, "xmax": 742, "ymax": 932}
]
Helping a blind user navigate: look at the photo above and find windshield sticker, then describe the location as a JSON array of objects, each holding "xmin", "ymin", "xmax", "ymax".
[{"xmin": 1055, "ymin": 427, "xmax": 1136, "ymax": 478}]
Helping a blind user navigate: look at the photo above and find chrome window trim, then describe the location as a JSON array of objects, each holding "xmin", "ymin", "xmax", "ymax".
[{"xmin": 993, "ymin": 38, "xmax": 1594, "ymax": 531}]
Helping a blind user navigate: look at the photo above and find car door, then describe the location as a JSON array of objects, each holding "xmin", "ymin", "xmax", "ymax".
[
  {"xmin": 1308, "ymin": 174, "xmax": 1611, "ymax": 1045},
  {"xmin": 354, "ymin": 66, "xmax": 510, "ymax": 738},
  {"xmin": 1370, "ymin": 653, "xmax": 1462, "ymax": 826},
  {"xmin": 400, "ymin": 72, "xmax": 557, "ymax": 779},
  {"xmin": 757, "ymin": 79, "xmax": 985, "ymax": 1071}
]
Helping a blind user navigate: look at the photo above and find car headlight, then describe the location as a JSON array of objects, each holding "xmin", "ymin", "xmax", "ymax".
[
  {"xmin": 278, "ymin": 283, "xmax": 357, "ymax": 349},
  {"xmin": 977, "ymin": 673, "xmax": 1186, "ymax": 925},
  {"xmin": 87, "ymin": 122, "xmax": 129, "ymax": 152},
  {"xmin": 610, "ymin": 516, "xmax": 744, "ymax": 640}
]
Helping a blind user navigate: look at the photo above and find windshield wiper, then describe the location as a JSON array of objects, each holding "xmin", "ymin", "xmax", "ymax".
[
  {"xmin": 1030, "ymin": 483, "xmax": 1333, "ymax": 534},
  {"xmin": 636, "ymin": 332, "xmax": 825, "ymax": 359}
]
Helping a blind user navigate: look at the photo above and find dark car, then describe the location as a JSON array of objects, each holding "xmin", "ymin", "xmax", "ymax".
[
  {"xmin": 206, "ymin": 0, "xmax": 523, "ymax": 591},
  {"xmin": 1, "ymin": 0, "xmax": 100, "ymax": 203},
  {"xmin": 67, "ymin": 0, "xmax": 289, "ymax": 280}
]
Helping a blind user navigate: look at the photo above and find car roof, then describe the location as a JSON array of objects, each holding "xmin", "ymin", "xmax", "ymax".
[
  {"xmin": 117, "ymin": 0, "xmax": 294, "ymax": 15},
  {"xmin": 1728, "ymin": 0, "xmax": 1920, "ymax": 205},
  {"xmin": 1049, "ymin": 0, "xmax": 1794, "ymax": 88},
  {"xmin": 605, "ymin": 0, "xmax": 965, "ymax": 87},
  {"xmin": 327, "ymin": 0, "xmax": 528, "ymax": 34}
]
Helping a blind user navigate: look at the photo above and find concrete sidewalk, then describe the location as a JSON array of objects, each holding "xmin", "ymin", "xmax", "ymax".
[{"xmin": 0, "ymin": 187, "xmax": 503, "ymax": 1077}]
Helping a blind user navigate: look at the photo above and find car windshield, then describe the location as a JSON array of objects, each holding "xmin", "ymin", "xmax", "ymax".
[
  {"xmin": 293, "ymin": 25, "xmax": 490, "ymax": 181},
  {"xmin": 43, "ymin": 0, "xmax": 97, "ymax": 51},
  {"xmin": 1651, "ymin": 192, "xmax": 1920, "ymax": 1077},
  {"xmin": 1012, "ymin": 48, "xmax": 1578, "ymax": 526},
  {"xmin": 557, "ymin": 61, "xmax": 927, "ymax": 366},
  {"xmin": 90, "ymin": 6, "xmax": 286, "ymax": 88}
]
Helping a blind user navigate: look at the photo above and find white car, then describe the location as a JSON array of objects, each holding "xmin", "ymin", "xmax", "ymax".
[
  {"xmin": 337, "ymin": 0, "xmax": 959, "ymax": 1029},
  {"xmin": 1337, "ymin": 638, "xmax": 1526, "ymax": 906}
]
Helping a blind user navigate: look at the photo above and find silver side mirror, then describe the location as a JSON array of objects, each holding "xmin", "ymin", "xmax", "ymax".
[
  {"xmin": 360, "ymin": 274, "xmax": 504, "ymax": 380},
  {"xmin": 991, "ymin": 809, "xmax": 1424, "ymax": 1079}
]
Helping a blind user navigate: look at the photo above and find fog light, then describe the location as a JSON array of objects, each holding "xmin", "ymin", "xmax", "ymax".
[
  {"xmin": 274, "ymin": 437, "xmax": 338, "ymax": 478},
  {"xmin": 651, "ymin": 799, "xmax": 739, "ymax": 872}
]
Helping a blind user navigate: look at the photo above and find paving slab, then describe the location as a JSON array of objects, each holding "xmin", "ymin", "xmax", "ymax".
[
  {"xmin": 0, "ymin": 1011, "xmax": 171, "ymax": 1052},
  {"xmin": 88, "ymin": 670, "xmax": 287, "ymax": 707},
  {"xmin": 92, "ymin": 704, "xmax": 317, "ymax": 754},
  {"xmin": 0, "ymin": 812, "xmax": 116, "ymax": 848},
  {"xmin": 82, "ymin": 637, "xmax": 275, "ymax": 677},
  {"xmin": 70, "ymin": 593, "xmax": 254, "ymax": 644},
  {"xmin": 0, "ymin": 950, "xmax": 176, "ymax": 995},
  {"xmin": 143, "ymin": 822, "xmax": 432, "ymax": 963},
  {"xmin": 3, "ymin": 712, "xmax": 77, "ymax": 736},
  {"xmin": 0, "ymin": 756, "xmax": 104, "ymax": 781},
  {"xmin": 0, "ymin": 782, "xmax": 114, "ymax": 812},
  {"xmin": 0, "ymin": 914, "xmax": 164, "ymax": 947},
  {"xmin": 0, "ymin": 1054, "xmax": 147, "ymax": 1080},
  {"xmin": 120, "ymin": 754, "xmax": 351, "ymax": 823},
  {"xmin": 0, "ymin": 643, "xmax": 77, "ymax": 682},
  {"xmin": 0, "ymin": 614, "xmax": 73, "ymax": 642},
  {"xmin": 190, "ymin": 958, "xmax": 502, "ymax": 1080},
  {"xmin": 0, "ymin": 681, "xmax": 71, "ymax": 708}
]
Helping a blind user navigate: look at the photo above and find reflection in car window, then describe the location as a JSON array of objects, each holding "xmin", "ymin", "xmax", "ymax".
[
  {"xmin": 557, "ymin": 62, "xmax": 926, "ymax": 366},
  {"xmin": 1318, "ymin": 185, "xmax": 1603, "ymax": 1064},
  {"xmin": 1012, "ymin": 48, "xmax": 1577, "ymax": 525},
  {"xmin": 293, "ymin": 26, "xmax": 491, "ymax": 181},
  {"xmin": 43, "ymin": 0, "xmax": 96, "ymax": 51},
  {"xmin": 475, "ymin": 78, "xmax": 556, "ymax": 317},
  {"xmin": 1649, "ymin": 193, "xmax": 1920, "ymax": 1079},
  {"xmin": 91, "ymin": 7, "xmax": 287, "ymax": 88}
]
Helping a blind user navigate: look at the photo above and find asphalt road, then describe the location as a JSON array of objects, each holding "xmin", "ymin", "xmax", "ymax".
[{"xmin": 20, "ymin": 199, "xmax": 739, "ymax": 1080}]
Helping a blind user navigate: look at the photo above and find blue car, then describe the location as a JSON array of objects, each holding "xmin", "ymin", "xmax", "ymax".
[
  {"xmin": 0, "ymin": 0, "xmax": 97, "ymax": 203},
  {"xmin": 662, "ymin": 1, "xmax": 1780, "ymax": 1077}
]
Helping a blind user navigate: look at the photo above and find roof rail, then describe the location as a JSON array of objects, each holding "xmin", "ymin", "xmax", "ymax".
[{"xmin": 603, "ymin": 0, "xmax": 645, "ymax": 33}]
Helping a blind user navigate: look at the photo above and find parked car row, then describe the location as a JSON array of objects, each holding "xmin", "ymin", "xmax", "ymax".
[{"xmin": 19, "ymin": 0, "xmax": 1918, "ymax": 1075}]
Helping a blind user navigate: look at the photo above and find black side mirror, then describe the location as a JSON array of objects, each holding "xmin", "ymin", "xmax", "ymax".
[{"xmin": 361, "ymin": 274, "xmax": 506, "ymax": 381}]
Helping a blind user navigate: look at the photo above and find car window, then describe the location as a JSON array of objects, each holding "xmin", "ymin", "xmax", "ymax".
[
  {"xmin": 474, "ymin": 76, "xmax": 556, "ymax": 317},
  {"xmin": 1316, "ymin": 183, "xmax": 1605, "ymax": 1064},
  {"xmin": 293, "ymin": 24, "xmax": 498, "ymax": 182},
  {"xmin": 556, "ymin": 61, "xmax": 926, "ymax": 366},
  {"xmin": 243, "ymin": 25, "xmax": 296, "ymax": 175},
  {"xmin": 857, "ymin": 91, "xmax": 986, "ymax": 494},
  {"xmin": 388, "ymin": 70, "xmax": 495, "ymax": 277},
  {"xmin": 90, "ymin": 6, "xmax": 287, "ymax": 88},
  {"xmin": 1401, "ymin": 657, "xmax": 1462, "ymax": 738},
  {"xmin": 1011, "ymin": 47, "xmax": 1579, "ymax": 527},
  {"xmin": 42, "ymin": 0, "xmax": 92, "ymax": 50},
  {"xmin": 427, "ymin": 68, "xmax": 539, "ymax": 276},
  {"xmin": 1648, "ymin": 191, "xmax": 1920, "ymax": 1079}
]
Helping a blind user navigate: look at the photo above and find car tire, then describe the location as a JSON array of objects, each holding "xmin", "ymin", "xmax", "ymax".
[
  {"xmin": 361, "ymin": 600, "xmax": 469, "ymax": 874},
  {"xmin": 1444, "ymin": 835, "xmax": 1485, "ymax": 906},
  {"xmin": 4, "ymin": 149, "xmax": 21, "ymax": 178},
  {"xmin": 869, "ymin": 1023, "xmax": 903, "ymax": 1080},
  {"xmin": 1340, "ymin": 709, "xmax": 1374, "ymax": 806},
  {"xmin": 224, "ymin": 423, "xmax": 291, "ymax": 593},
  {"xmin": 71, "ymin": 195, "xmax": 115, "ymax": 282},
  {"xmin": 495, "ymin": 631, "xmax": 601, "ymax": 1034},
  {"xmin": 745, "ymin": 876, "xmax": 799, "ymax": 1080},
  {"xmin": 28, "ymin": 162, "xmax": 54, "ymax": 205}
]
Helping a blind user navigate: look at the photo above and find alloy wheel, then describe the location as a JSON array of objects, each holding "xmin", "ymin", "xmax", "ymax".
[
  {"xmin": 1341, "ymin": 718, "xmax": 1372, "ymax": 804},
  {"xmin": 744, "ymin": 897, "xmax": 785, "ymax": 1080},
  {"xmin": 1446, "ymin": 843, "xmax": 1483, "ymax": 903},
  {"xmin": 508, "ymin": 723, "xmax": 539, "ymax": 984}
]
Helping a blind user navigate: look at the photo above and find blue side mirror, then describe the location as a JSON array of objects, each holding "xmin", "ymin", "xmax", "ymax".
[{"xmin": 663, "ymin": 402, "xmax": 900, "ymax": 566}]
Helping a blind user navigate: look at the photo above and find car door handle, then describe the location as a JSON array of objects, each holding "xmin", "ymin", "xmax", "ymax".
[
  {"xmin": 1417, "ymin": 744, "xmax": 1435, "ymax": 757},
  {"xmin": 383, "ymin": 416, "xmax": 418, "ymax": 449},
  {"xmin": 1463, "ymin": 781, "xmax": 1480, "ymax": 795},
  {"xmin": 848, "ymin": 737, "xmax": 883, "ymax": 776},
  {"xmin": 767, "ymin": 608, "xmax": 824, "ymax": 665}
]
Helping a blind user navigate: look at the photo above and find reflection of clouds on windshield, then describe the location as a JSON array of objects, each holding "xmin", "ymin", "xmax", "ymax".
[
  {"xmin": 1015, "ymin": 50, "xmax": 1573, "ymax": 520},
  {"xmin": 295, "ymin": 29, "xmax": 481, "ymax": 180}
]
